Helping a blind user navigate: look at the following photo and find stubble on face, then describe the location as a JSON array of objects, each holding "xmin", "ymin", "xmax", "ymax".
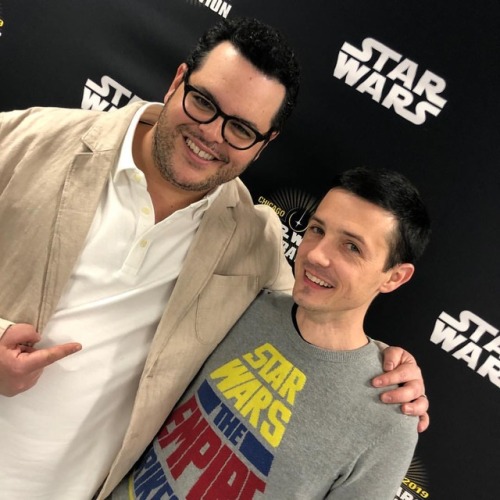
[{"xmin": 152, "ymin": 102, "xmax": 254, "ymax": 194}]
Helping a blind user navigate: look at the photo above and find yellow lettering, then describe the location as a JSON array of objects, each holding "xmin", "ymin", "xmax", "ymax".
[
  {"xmin": 261, "ymin": 400, "xmax": 291, "ymax": 447},
  {"xmin": 222, "ymin": 379, "xmax": 262, "ymax": 411},
  {"xmin": 243, "ymin": 343, "xmax": 276, "ymax": 370},
  {"xmin": 278, "ymin": 367, "xmax": 307, "ymax": 405},
  {"xmin": 210, "ymin": 358, "xmax": 255, "ymax": 391},
  {"xmin": 260, "ymin": 357, "xmax": 293, "ymax": 391},
  {"xmin": 240, "ymin": 386, "xmax": 274, "ymax": 429}
]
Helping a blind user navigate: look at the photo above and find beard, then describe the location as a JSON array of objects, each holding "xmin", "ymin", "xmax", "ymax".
[{"xmin": 152, "ymin": 105, "xmax": 253, "ymax": 193}]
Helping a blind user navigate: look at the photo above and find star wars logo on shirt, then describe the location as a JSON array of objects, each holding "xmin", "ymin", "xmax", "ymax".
[
  {"xmin": 258, "ymin": 188, "xmax": 319, "ymax": 265},
  {"xmin": 81, "ymin": 75, "xmax": 142, "ymax": 112},
  {"xmin": 132, "ymin": 343, "xmax": 306, "ymax": 499},
  {"xmin": 333, "ymin": 37, "xmax": 447, "ymax": 125},
  {"xmin": 431, "ymin": 310, "xmax": 500, "ymax": 389}
]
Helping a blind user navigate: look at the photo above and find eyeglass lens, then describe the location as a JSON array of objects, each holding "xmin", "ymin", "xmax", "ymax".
[{"xmin": 184, "ymin": 88, "xmax": 258, "ymax": 149}]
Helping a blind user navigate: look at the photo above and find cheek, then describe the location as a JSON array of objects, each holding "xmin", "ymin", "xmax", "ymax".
[{"xmin": 295, "ymin": 243, "xmax": 309, "ymax": 262}]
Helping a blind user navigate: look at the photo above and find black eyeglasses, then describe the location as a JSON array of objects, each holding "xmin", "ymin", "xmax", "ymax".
[{"xmin": 182, "ymin": 79, "xmax": 274, "ymax": 150}]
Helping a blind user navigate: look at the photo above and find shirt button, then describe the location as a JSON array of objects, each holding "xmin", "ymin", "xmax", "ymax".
[
  {"xmin": 139, "ymin": 240, "xmax": 149, "ymax": 248},
  {"xmin": 133, "ymin": 173, "xmax": 142, "ymax": 183},
  {"xmin": 141, "ymin": 207, "xmax": 151, "ymax": 215}
]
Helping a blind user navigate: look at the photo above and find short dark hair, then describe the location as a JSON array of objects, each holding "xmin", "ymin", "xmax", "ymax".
[
  {"xmin": 185, "ymin": 17, "xmax": 300, "ymax": 132},
  {"xmin": 329, "ymin": 167, "xmax": 431, "ymax": 269}
]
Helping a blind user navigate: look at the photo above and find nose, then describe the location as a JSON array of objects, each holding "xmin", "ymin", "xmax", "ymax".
[
  {"xmin": 198, "ymin": 116, "xmax": 225, "ymax": 144},
  {"xmin": 306, "ymin": 241, "xmax": 331, "ymax": 268}
]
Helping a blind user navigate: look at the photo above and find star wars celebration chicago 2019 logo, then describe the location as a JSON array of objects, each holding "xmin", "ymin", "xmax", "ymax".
[
  {"xmin": 257, "ymin": 188, "xmax": 319, "ymax": 267},
  {"xmin": 333, "ymin": 37, "xmax": 447, "ymax": 125},
  {"xmin": 396, "ymin": 457, "xmax": 430, "ymax": 500}
]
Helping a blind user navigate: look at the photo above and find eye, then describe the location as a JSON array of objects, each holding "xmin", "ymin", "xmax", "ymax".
[
  {"xmin": 191, "ymin": 92, "xmax": 215, "ymax": 112},
  {"xmin": 227, "ymin": 119, "xmax": 255, "ymax": 140},
  {"xmin": 306, "ymin": 225, "xmax": 324, "ymax": 236},
  {"xmin": 346, "ymin": 242, "xmax": 360, "ymax": 253}
]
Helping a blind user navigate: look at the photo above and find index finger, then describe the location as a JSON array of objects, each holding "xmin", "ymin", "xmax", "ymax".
[
  {"xmin": 19, "ymin": 343, "xmax": 82, "ymax": 371},
  {"xmin": 372, "ymin": 362, "xmax": 423, "ymax": 388}
]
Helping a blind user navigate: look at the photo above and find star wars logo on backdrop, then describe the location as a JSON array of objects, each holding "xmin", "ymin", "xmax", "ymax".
[
  {"xmin": 81, "ymin": 76, "xmax": 142, "ymax": 111},
  {"xmin": 431, "ymin": 310, "xmax": 500, "ymax": 389},
  {"xmin": 258, "ymin": 189, "xmax": 319, "ymax": 266},
  {"xmin": 333, "ymin": 37, "xmax": 447, "ymax": 125}
]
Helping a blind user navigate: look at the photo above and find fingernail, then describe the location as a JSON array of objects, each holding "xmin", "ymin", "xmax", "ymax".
[
  {"xmin": 381, "ymin": 394, "xmax": 392, "ymax": 403},
  {"xmin": 373, "ymin": 378, "xmax": 382, "ymax": 387}
]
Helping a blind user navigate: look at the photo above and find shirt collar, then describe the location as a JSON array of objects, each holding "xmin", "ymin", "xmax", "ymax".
[{"xmin": 114, "ymin": 102, "xmax": 163, "ymax": 181}]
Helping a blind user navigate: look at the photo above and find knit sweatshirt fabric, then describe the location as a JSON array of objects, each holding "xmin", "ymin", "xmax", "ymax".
[{"xmin": 112, "ymin": 290, "xmax": 418, "ymax": 499}]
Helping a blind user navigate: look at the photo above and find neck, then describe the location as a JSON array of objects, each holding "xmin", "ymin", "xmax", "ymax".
[
  {"xmin": 132, "ymin": 122, "xmax": 207, "ymax": 222},
  {"xmin": 295, "ymin": 307, "xmax": 369, "ymax": 351}
]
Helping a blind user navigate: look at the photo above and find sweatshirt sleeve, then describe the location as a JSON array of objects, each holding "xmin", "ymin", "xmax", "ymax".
[{"xmin": 325, "ymin": 416, "xmax": 419, "ymax": 500}]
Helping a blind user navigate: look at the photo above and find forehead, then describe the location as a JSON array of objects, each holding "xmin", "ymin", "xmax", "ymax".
[
  {"xmin": 314, "ymin": 188, "xmax": 396, "ymax": 244},
  {"xmin": 189, "ymin": 41, "xmax": 286, "ymax": 126}
]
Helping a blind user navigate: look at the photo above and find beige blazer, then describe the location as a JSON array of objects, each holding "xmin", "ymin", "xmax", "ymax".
[{"xmin": 0, "ymin": 103, "xmax": 294, "ymax": 497}]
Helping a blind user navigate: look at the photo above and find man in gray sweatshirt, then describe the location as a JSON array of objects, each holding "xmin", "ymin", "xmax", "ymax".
[{"xmin": 112, "ymin": 166, "xmax": 431, "ymax": 499}]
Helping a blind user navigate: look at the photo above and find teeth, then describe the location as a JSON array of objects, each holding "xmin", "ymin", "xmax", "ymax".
[
  {"xmin": 306, "ymin": 271, "xmax": 333, "ymax": 288},
  {"xmin": 186, "ymin": 138, "xmax": 215, "ymax": 160}
]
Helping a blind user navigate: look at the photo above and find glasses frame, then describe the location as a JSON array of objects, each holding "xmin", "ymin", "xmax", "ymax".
[{"xmin": 182, "ymin": 78, "xmax": 274, "ymax": 151}]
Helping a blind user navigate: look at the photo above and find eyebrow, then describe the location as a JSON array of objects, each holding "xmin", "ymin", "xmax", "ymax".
[{"xmin": 190, "ymin": 82, "xmax": 262, "ymax": 131}]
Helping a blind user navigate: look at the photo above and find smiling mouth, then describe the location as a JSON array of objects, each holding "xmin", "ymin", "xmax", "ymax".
[
  {"xmin": 185, "ymin": 137, "xmax": 216, "ymax": 161},
  {"xmin": 305, "ymin": 271, "xmax": 334, "ymax": 288}
]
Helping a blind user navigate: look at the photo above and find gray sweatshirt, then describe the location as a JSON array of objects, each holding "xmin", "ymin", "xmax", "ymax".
[{"xmin": 112, "ymin": 291, "xmax": 418, "ymax": 499}]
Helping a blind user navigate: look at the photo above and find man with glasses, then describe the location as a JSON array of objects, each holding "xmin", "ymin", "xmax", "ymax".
[{"xmin": 0, "ymin": 18, "xmax": 428, "ymax": 500}]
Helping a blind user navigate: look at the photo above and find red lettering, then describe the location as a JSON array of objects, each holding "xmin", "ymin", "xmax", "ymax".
[
  {"xmin": 186, "ymin": 446, "xmax": 232, "ymax": 499},
  {"xmin": 205, "ymin": 453, "xmax": 265, "ymax": 499},
  {"xmin": 240, "ymin": 471, "xmax": 266, "ymax": 499},
  {"xmin": 158, "ymin": 408, "xmax": 208, "ymax": 454},
  {"xmin": 170, "ymin": 425, "xmax": 222, "ymax": 479},
  {"xmin": 158, "ymin": 396, "xmax": 198, "ymax": 448}
]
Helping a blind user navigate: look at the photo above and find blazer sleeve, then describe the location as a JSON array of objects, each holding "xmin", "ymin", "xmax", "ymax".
[{"xmin": 0, "ymin": 318, "xmax": 14, "ymax": 340}]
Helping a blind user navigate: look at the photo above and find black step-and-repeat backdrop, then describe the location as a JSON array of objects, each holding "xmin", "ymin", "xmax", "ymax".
[{"xmin": 1, "ymin": 1, "xmax": 499, "ymax": 498}]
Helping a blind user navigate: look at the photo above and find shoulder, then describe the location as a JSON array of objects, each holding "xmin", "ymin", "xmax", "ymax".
[
  {"xmin": 0, "ymin": 102, "xmax": 146, "ymax": 143},
  {"xmin": 1, "ymin": 106, "xmax": 100, "ymax": 132},
  {"xmin": 219, "ymin": 179, "xmax": 282, "ymax": 232},
  {"xmin": 246, "ymin": 290, "xmax": 293, "ymax": 319}
]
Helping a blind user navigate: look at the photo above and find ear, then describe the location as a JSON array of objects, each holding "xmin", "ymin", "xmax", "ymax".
[
  {"xmin": 253, "ymin": 131, "xmax": 280, "ymax": 162},
  {"xmin": 163, "ymin": 63, "xmax": 188, "ymax": 103},
  {"xmin": 379, "ymin": 263, "xmax": 415, "ymax": 294}
]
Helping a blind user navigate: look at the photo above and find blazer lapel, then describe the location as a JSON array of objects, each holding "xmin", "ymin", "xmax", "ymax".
[{"xmin": 145, "ymin": 182, "xmax": 238, "ymax": 361}]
